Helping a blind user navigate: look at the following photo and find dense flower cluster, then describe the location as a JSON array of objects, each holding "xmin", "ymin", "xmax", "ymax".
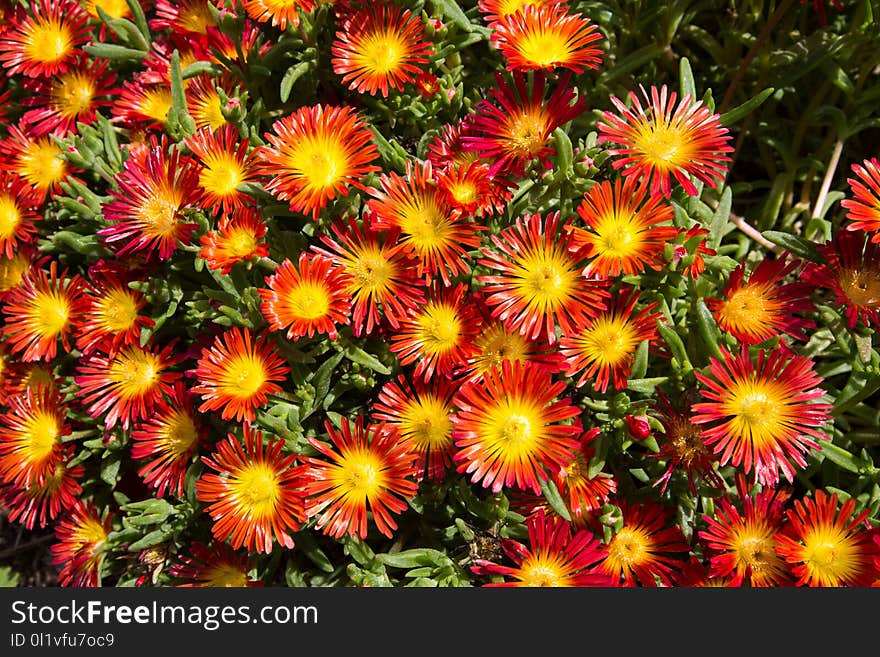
[{"xmin": 0, "ymin": 0, "xmax": 878, "ymax": 589}]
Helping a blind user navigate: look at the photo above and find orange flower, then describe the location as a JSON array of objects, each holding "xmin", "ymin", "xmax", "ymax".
[
  {"xmin": 559, "ymin": 285, "xmax": 661, "ymax": 393},
  {"xmin": 0, "ymin": 123, "xmax": 74, "ymax": 203},
  {"xmin": 491, "ymin": 4, "xmax": 603, "ymax": 73},
  {"xmin": 569, "ymin": 176, "xmax": 678, "ymax": 277},
  {"xmin": 258, "ymin": 252, "xmax": 353, "ymax": 341},
  {"xmin": 1, "ymin": 260, "xmax": 89, "ymax": 362},
  {"xmin": 301, "ymin": 418, "xmax": 419, "ymax": 539},
  {"xmin": 50, "ymin": 501, "xmax": 112, "ymax": 587},
  {"xmin": 0, "ymin": 446, "xmax": 82, "ymax": 530},
  {"xmin": 185, "ymin": 124, "xmax": 260, "ymax": 217},
  {"xmin": 242, "ymin": 0, "xmax": 316, "ymax": 30},
  {"xmin": 198, "ymin": 207, "xmax": 270, "ymax": 275},
  {"xmin": 73, "ymin": 268, "xmax": 154, "ymax": 356},
  {"xmin": 452, "ymin": 360, "xmax": 582, "ymax": 494},
  {"xmin": 111, "ymin": 77, "xmax": 174, "ymax": 132},
  {"xmin": 169, "ymin": 541, "xmax": 262, "ymax": 587},
  {"xmin": 196, "ymin": 425, "xmax": 306, "ymax": 554},
  {"xmin": 258, "ymin": 104, "xmax": 380, "ymax": 219},
  {"xmin": 367, "ymin": 160, "xmax": 485, "ymax": 286},
  {"xmin": 75, "ymin": 342, "xmax": 183, "ymax": 431},
  {"xmin": 841, "ymin": 157, "xmax": 880, "ymax": 242},
  {"xmin": 477, "ymin": 0, "xmax": 566, "ymax": 25},
  {"xmin": 149, "ymin": 0, "xmax": 217, "ymax": 36},
  {"xmin": 597, "ymin": 84, "xmax": 733, "ymax": 197},
  {"xmin": 331, "ymin": 4, "xmax": 434, "ymax": 97},
  {"xmin": 0, "ymin": 173, "xmax": 41, "ymax": 259},
  {"xmin": 552, "ymin": 428, "xmax": 617, "ymax": 522},
  {"xmin": 0, "ymin": 0, "xmax": 90, "ymax": 78},
  {"xmin": 477, "ymin": 211, "xmax": 610, "ymax": 344},
  {"xmin": 190, "ymin": 326, "xmax": 290, "ymax": 423}
]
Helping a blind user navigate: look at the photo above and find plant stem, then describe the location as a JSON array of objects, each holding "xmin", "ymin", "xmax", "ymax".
[
  {"xmin": 729, "ymin": 212, "xmax": 785, "ymax": 254},
  {"xmin": 811, "ymin": 138, "xmax": 845, "ymax": 220}
]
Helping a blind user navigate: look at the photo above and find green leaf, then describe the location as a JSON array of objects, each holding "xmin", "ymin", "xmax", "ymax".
[
  {"xmin": 719, "ymin": 87, "xmax": 775, "ymax": 126},
  {"xmin": 626, "ymin": 377, "xmax": 669, "ymax": 394},
  {"xmin": 280, "ymin": 62, "xmax": 311, "ymax": 104},
  {"xmin": 657, "ymin": 323, "xmax": 692, "ymax": 371},
  {"xmin": 83, "ymin": 43, "xmax": 148, "ymax": 61},
  {"xmin": 370, "ymin": 126, "xmax": 408, "ymax": 172},
  {"xmin": 553, "ymin": 127, "xmax": 573, "ymax": 174},
  {"xmin": 818, "ymin": 440, "xmax": 864, "ymax": 474},
  {"xmin": 630, "ymin": 339, "xmax": 650, "ymax": 380},
  {"xmin": 125, "ymin": 0, "xmax": 151, "ymax": 43},
  {"xmin": 343, "ymin": 344, "xmax": 391, "ymax": 375},
  {"xmin": 679, "ymin": 57, "xmax": 696, "ymax": 100},
  {"xmin": 128, "ymin": 530, "xmax": 169, "ymax": 551},
  {"xmin": 693, "ymin": 298, "xmax": 724, "ymax": 361},
  {"xmin": 761, "ymin": 230, "xmax": 823, "ymax": 263},
  {"xmin": 293, "ymin": 531, "xmax": 335, "ymax": 573},
  {"xmin": 0, "ymin": 566, "xmax": 20, "ymax": 588},
  {"xmin": 708, "ymin": 187, "xmax": 732, "ymax": 250},
  {"xmin": 539, "ymin": 478, "xmax": 572, "ymax": 521},
  {"xmin": 377, "ymin": 549, "xmax": 448, "ymax": 569},
  {"xmin": 435, "ymin": 0, "xmax": 490, "ymax": 36},
  {"xmin": 598, "ymin": 44, "xmax": 667, "ymax": 85}
]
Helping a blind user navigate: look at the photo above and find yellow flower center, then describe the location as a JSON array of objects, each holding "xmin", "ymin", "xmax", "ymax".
[
  {"xmin": 474, "ymin": 323, "xmax": 529, "ymax": 373},
  {"xmin": 509, "ymin": 108, "xmax": 549, "ymax": 156},
  {"xmin": 230, "ymin": 462, "xmax": 280, "ymax": 519},
  {"xmin": 801, "ymin": 526, "xmax": 862, "ymax": 586},
  {"xmin": 838, "ymin": 268, "xmax": 880, "ymax": 309},
  {"xmin": 221, "ymin": 226, "xmax": 259, "ymax": 258},
  {"xmin": 203, "ymin": 564, "xmax": 250, "ymax": 588},
  {"xmin": 52, "ymin": 71, "xmax": 96, "ymax": 120},
  {"xmin": 285, "ymin": 281, "xmax": 331, "ymax": 320},
  {"xmin": 139, "ymin": 87, "xmax": 173, "ymax": 124},
  {"xmin": 351, "ymin": 251, "xmax": 393, "ymax": 294},
  {"xmin": 288, "ymin": 138, "xmax": 348, "ymax": 191},
  {"xmin": 0, "ymin": 195, "xmax": 21, "ymax": 239},
  {"xmin": 23, "ymin": 18, "xmax": 72, "ymax": 66},
  {"xmin": 401, "ymin": 397, "xmax": 453, "ymax": 451},
  {"xmin": 415, "ymin": 302, "xmax": 462, "ymax": 356},
  {"xmin": 74, "ymin": 517, "xmax": 109, "ymax": 555},
  {"xmin": 199, "ymin": 153, "xmax": 244, "ymax": 199},
  {"xmin": 576, "ymin": 314, "xmax": 639, "ymax": 367},
  {"xmin": 716, "ymin": 284, "xmax": 778, "ymax": 338},
  {"xmin": 136, "ymin": 188, "xmax": 182, "ymax": 236},
  {"xmin": 396, "ymin": 193, "xmax": 451, "ymax": 256},
  {"xmin": 333, "ymin": 447, "xmax": 387, "ymax": 501},
  {"xmin": 634, "ymin": 122, "xmax": 693, "ymax": 171},
  {"xmin": 94, "ymin": 288, "xmax": 140, "ymax": 332},
  {"xmin": 518, "ymin": 558, "xmax": 568, "ymax": 587},
  {"xmin": 190, "ymin": 90, "xmax": 227, "ymax": 131},
  {"xmin": 19, "ymin": 138, "xmax": 67, "ymax": 192},
  {"xmin": 23, "ymin": 410, "xmax": 61, "ymax": 462},
  {"xmin": 222, "ymin": 354, "xmax": 268, "ymax": 398},
  {"xmin": 85, "ymin": 0, "xmax": 131, "ymax": 19},
  {"xmin": 355, "ymin": 29, "xmax": 407, "ymax": 75},
  {"xmin": 108, "ymin": 348, "xmax": 162, "ymax": 399},
  {"xmin": 515, "ymin": 27, "xmax": 573, "ymax": 67},
  {"xmin": 158, "ymin": 410, "xmax": 200, "ymax": 458},
  {"xmin": 607, "ymin": 527, "xmax": 649, "ymax": 566},
  {"xmin": 513, "ymin": 248, "xmax": 576, "ymax": 312},
  {"xmin": 482, "ymin": 397, "xmax": 545, "ymax": 460},
  {"xmin": 178, "ymin": 1, "xmax": 217, "ymax": 33},
  {"xmin": 593, "ymin": 211, "xmax": 643, "ymax": 260},
  {"xmin": 448, "ymin": 180, "xmax": 478, "ymax": 206},
  {"xmin": 0, "ymin": 252, "xmax": 31, "ymax": 292},
  {"xmin": 31, "ymin": 290, "xmax": 71, "ymax": 338}
]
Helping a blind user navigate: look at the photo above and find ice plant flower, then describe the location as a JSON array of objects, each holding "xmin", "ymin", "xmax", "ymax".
[
  {"xmin": 368, "ymin": 160, "xmax": 485, "ymax": 286},
  {"xmin": 199, "ymin": 207, "xmax": 269, "ymax": 275},
  {"xmin": 258, "ymin": 252, "xmax": 353, "ymax": 341},
  {"xmin": 73, "ymin": 269, "xmax": 154, "ymax": 355},
  {"xmin": 149, "ymin": 0, "xmax": 217, "ymax": 36},
  {"xmin": 190, "ymin": 327, "xmax": 290, "ymax": 423},
  {"xmin": 0, "ymin": 173, "xmax": 40, "ymax": 259},
  {"xmin": 0, "ymin": 0, "xmax": 90, "ymax": 78},
  {"xmin": 672, "ymin": 224, "xmax": 716, "ymax": 279},
  {"xmin": 692, "ymin": 346, "xmax": 833, "ymax": 488},
  {"xmin": 462, "ymin": 316, "xmax": 565, "ymax": 383},
  {"xmin": 568, "ymin": 176, "xmax": 678, "ymax": 277},
  {"xmin": 559, "ymin": 285, "xmax": 661, "ymax": 393},
  {"xmin": 775, "ymin": 489, "xmax": 880, "ymax": 587},
  {"xmin": 185, "ymin": 124, "xmax": 260, "ymax": 217},
  {"xmin": 258, "ymin": 104, "xmax": 380, "ymax": 219},
  {"xmin": 698, "ymin": 477, "xmax": 793, "ymax": 587},
  {"xmin": 313, "ymin": 217, "xmax": 426, "ymax": 336},
  {"xmin": 452, "ymin": 360, "xmax": 582, "ymax": 494},
  {"xmin": 0, "ymin": 250, "xmax": 38, "ymax": 301},
  {"xmin": 50, "ymin": 501, "xmax": 112, "ymax": 587},
  {"xmin": 1, "ymin": 260, "xmax": 88, "ymax": 362},
  {"xmin": 242, "ymin": 0, "xmax": 316, "ymax": 30},
  {"xmin": 803, "ymin": 229, "xmax": 880, "ymax": 329},
  {"xmin": 388, "ymin": 282, "xmax": 482, "ymax": 381},
  {"xmin": 552, "ymin": 428, "xmax": 617, "ymax": 522},
  {"xmin": 372, "ymin": 374, "xmax": 458, "ymax": 482},
  {"xmin": 0, "ymin": 124, "xmax": 73, "ymax": 203},
  {"xmin": 99, "ymin": 138, "xmax": 201, "ymax": 261},
  {"xmin": 75, "ymin": 342, "xmax": 183, "ymax": 430},
  {"xmin": 0, "ymin": 385, "xmax": 70, "ymax": 487},
  {"xmin": 597, "ymin": 84, "xmax": 733, "ymax": 197},
  {"xmin": 472, "ymin": 509, "xmax": 613, "ymax": 586},
  {"xmin": 841, "ymin": 157, "xmax": 880, "ymax": 242},
  {"xmin": 196, "ymin": 425, "xmax": 306, "ymax": 554},
  {"xmin": 169, "ymin": 541, "xmax": 262, "ymax": 587},
  {"xmin": 0, "ymin": 447, "xmax": 82, "ymax": 530},
  {"xmin": 131, "ymin": 383, "xmax": 206, "ymax": 499},
  {"xmin": 331, "ymin": 4, "xmax": 434, "ymax": 98},
  {"xmin": 301, "ymin": 418, "xmax": 419, "ymax": 540},
  {"xmin": 464, "ymin": 71, "xmax": 587, "ymax": 177},
  {"xmin": 477, "ymin": 0, "xmax": 566, "ymax": 25},
  {"xmin": 490, "ymin": 4, "xmax": 603, "ymax": 74},
  {"xmin": 477, "ymin": 211, "xmax": 610, "ymax": 344},
  {"xmin": 706, "ymin": 258, "xmax": 815, "ymax": 345},
  {"xmin": 111, "ymin": 77, "xmax": 174, "ymax": 132},
  {"xmin": 600, "ymin": 501, "xmax": 691, "ymax": 587}
]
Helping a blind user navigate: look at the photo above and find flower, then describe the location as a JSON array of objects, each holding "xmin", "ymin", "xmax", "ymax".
[
  {"xmin": 490, "ymin": 4, "xmax": 603, "ymax": 74},
  {"xmin": 568, "ymin": 176, "xmax": 678, "ymax": 277},
  {"xmin": 258, "ymin": 252, "xmax": 353, "ymax": 341},
  {"xmin": 50, "ymin": 501, "xmax": 112, "ymax": 587},
  {"xmin": 242, "ymin": 0, "xmax": 316, "ymax": 30},
  {"xmin": 802, "ymin": 229, "xmax": 880, "ymax": 329},
  {"xmin": 477, "ymin": 0, "xmax": 566, "ymax": 25},
  {"xmin": 0, "ymin": 123, "xmax": 73, "ymax": 203},
  {"xmin": 597, "ymin": 84, "xmax": 733, "ymax": 197},
  {"xmin": 185, "ymin": 124, "xmax": 260, "ymax": 217},
  {"xmin": 331, "ymin": 4, "xmax": 434, "ymax": 98},
  {"xmin": 559, "ymin": 285, "xmax": 661, "ymax": 393},
  {"xmin": 0, "ymin": 172, "xmax": 41, "ymax": 259},
  {"xmin": 692, "ymin": 346, "xmax": 833, "ymax": 488},
  {"xmin": 198, "ymin": 206, "xmax": 269, "ymax": 275},
  {"xmin": 0, "ymin": 446, "xmax": 82, "ymax": 530},
  {"xmin": 98, "ymin": 137, "xmax": 201, "ymax": 261},
  {"xmin": 672, "ymin": 224, "xmax": 716, "ymax": 279},
  {"xmin": 73, "ymin": 268, "xmax": 154, "ymax": 355},
  {"xmin": 190, "ymin": 326, "xmax": 290, "ymax": 423},
  {"xmin": 301, "ymin": 418, "xmax": 419, "ymax": 540},
  {"xmin": 372, "ymin": 374, "xmax": 458, "ymax": 483},
  {"xmin": 75, "ymin": 342, "xmax": 182, "ymax": 430},
  {"xmin": 149, "ymin": 0, "xmax": 216, "ymax": 36},
  {"xmin": 168, "ymin": 541, "xmax": 262, "ymax": 587},
  {"xmin": 698, "ymin": 476, "xmax": 794, "ymax": 587},
  {"xmin": 841, "ymin": 157, "xmax": 880, "ymax": 241},
  {"xmin": 0, "ymin": 385, "xmax": 70, "ymax": 487},
  {"xmin": 477, "ymin": 211, "xmax": 610, "ymax": 344},
  {"xmin": 1, "ymin": 260, "xmax": 89, "ymax": 362},
  {"xmin": 131, "ymin": 382, "xmax": 206, "ymax": 499},
  {"xmin": 452, "ymin": 360, "xmax": 582, "ymax": 494},
  {"xmin": 367, "ymin": 160, "xmax": 485, "ymax": 286},
  {"xmin": 0, "ymin": 249, "xmax": 39, "ymax": 301},
  {"xmin": 552, "ymin": 428, "xmax": 617, "ymax": 522},
  {"xmin": 388, "ymin": 282, "xmax": 482, "ymax": 381},
  {"xmin": 111, "ymin": 77, "xmax": 173, "ymax": 132},
  {"xmin": 196, "ymin": 425, "xmax": 306, "ymax": 554},
  {"xmin": 463, "ymin": 71, "xmax": 586, "ymax": 177},
  {"xmin": 258, "ymin": 104, "xmax": 380, "ymax": 219},
  {"xmin": 471, "ymin": 509, "xmax": 612, "ymax": 586},
  {"xmin": 706, "ymin": 258, "xmax": 815, "ymax": 345},
  {"xmin": 312, "ymin": 217, "xmax": 426, "ymax": 336},
  {"xmin": 601, "ymin": 501, "xmax": 691, "ymax": 586},
  {"xmin": 0, "ymin": 0, "xmax": 90, "ymax": 78},
  {"xmin": 775, "ymin": 489, "xmax": 880, "ymax": 587}
]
